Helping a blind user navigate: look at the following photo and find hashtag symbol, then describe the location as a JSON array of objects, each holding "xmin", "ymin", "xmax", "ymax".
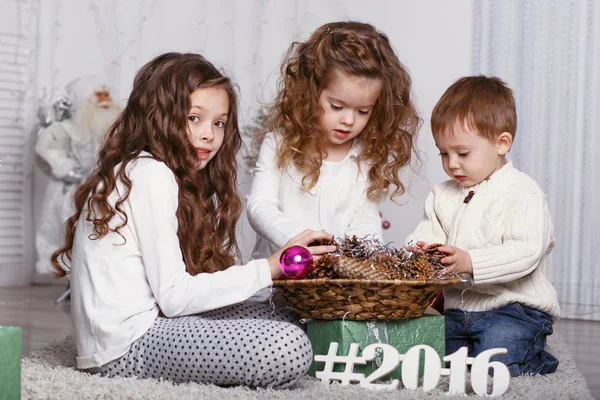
[{"xmin": 314, "ymin": 343, "xmax": 367, "ymax": 385}]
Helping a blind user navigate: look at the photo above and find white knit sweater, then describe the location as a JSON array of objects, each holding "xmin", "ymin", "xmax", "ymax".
[{"xmin": 405, "ymin": 161, "xmax": 560, "ymax": 318}]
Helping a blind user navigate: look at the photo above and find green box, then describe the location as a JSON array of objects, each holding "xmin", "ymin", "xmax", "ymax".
[
  {"xmin": 308, "ymin": 315, "xmax": 445, "ymax": 380},
  {"xmin": 0, "ymin": 326, "xmax": 22, "ymax": 400}
]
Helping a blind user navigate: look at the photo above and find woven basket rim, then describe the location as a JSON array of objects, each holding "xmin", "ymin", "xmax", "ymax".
[{"xmin": 272, "ymin": 275, "xmax": 462, "ymax": 287}]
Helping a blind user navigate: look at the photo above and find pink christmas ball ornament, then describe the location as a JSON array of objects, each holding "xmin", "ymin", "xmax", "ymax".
[
  {"xmin": 279, "ymin": 245, "xmax": 313, "ymax": 279},
  {"xmin": 382, "ymin": 220, "xmax": 391, "ymax": 229}
]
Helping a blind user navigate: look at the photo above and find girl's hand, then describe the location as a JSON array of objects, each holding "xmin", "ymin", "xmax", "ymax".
[
  {"xmin": 406, "ymin": 241, "xmax": 430, "ymax": 253},
  {"xmin": 267, "ymin": 230, "xmax": 336, "ymax": 280},
  {"xmin": 438, "ymin": 245, "xmax": 473, "ymax": 275}
]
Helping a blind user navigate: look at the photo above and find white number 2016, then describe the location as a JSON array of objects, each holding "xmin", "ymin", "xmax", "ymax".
[{"xmin": 314, "ymin": 343, "xmax": 510, "ymax": 397}]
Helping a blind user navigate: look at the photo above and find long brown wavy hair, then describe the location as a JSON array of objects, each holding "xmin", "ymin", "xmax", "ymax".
[
  {"xmin": 271, "ymin": 21, "xmax": 421, "ymax": 201},
  {"xmin": 51, "ymin": 52, "xmax": 242, "ymax": 277}
]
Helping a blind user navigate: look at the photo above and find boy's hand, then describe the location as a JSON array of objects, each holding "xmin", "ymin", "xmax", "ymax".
[
  {"xmin": 406, "ymin": 241, "xmax": 430, "ymax": 253},
  {"xmin": 438, "ymin": 245, "xmax": 473, "ymax": 275}
]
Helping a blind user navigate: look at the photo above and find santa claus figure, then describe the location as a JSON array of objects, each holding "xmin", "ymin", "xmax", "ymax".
[{"xmin": 34, "ymin": 77, "xmax": 120, "ymax": 279}]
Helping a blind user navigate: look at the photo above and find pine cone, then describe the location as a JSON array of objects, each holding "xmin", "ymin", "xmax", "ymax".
[
  {"xmin": 339, "ymin": 236, "xmax": 361, "ymax": 257},
  {"xmin": 305, "ymin": 255, "xmax": 339, "ymax": 279},
  {"xmin": 308, "ymin": 237, "xmax": 338, "ymax": 248},
  {"xmin": 333, "ymin": 256, "xmax": 402, "ymax": 280},
  {"xmin": 423, "ymin": 243, "xmax": 445, "ymax": 274},
  {"xmin": 374, "ymin": 254, "xmax": 412, "ymax": 279},
  {"xmin": 409, "ymin": 253, "xmax": 437, "ymax": 278}
]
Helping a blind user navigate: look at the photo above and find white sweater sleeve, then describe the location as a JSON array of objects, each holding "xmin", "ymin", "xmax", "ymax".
[
  {"xmin": 246, "ymin": 133, "xmax": 308, "ymax": 248},
  {"xmin": 405, "ymin": 190, "xmax": 448, "ymax": 247},
  {"xmin": 469, "ymin": 191, "xmax": 554, "ymax": 285},
  {"xmin": 128, "ymin": 161, "xmax": 272, "ymax": 317}
]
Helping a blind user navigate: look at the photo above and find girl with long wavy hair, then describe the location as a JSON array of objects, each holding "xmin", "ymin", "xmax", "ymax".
[
  {"xmin": 247, "ymin": 21, "xmax": 421, "ymax": 259},
  {"xmin": 51, "ymin": 52, "xmax": 334, "ymax": 388}
]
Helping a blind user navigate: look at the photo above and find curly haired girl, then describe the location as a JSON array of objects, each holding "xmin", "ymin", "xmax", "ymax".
[
  {"xmin": 51, "ymin": 52, "xmax": 334, "ymax": 388},
  {"xmin": 248, "ymin": 21, "xmax": 420, "ymax": 258}
]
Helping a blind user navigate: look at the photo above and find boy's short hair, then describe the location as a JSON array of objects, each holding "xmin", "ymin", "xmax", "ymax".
[{"xmin": 431, "ymin": 75, "xmax": 517, "ymax": 141}]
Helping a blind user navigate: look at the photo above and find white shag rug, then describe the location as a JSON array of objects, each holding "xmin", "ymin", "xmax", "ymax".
[{"xmin": 22, "ymin": 333, "xmax": 593, "ymax": 400}]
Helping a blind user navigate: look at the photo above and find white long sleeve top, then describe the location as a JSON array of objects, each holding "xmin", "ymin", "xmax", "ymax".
[
  {"xmin": 70, "ymin": 153, "xmax": 272, "ymax": 369},
  {"xmin": 247, "ymin": 132, "xmax": 383, "ymax": 259},
  {"xmin": 405, "ymin": 161, "xmax": 560, "ymax": 318}
]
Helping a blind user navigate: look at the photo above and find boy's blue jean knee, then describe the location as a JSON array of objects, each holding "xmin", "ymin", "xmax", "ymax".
[{"xmin": 445, "ymin": 303, "xmax": 558, "ymax": 376}]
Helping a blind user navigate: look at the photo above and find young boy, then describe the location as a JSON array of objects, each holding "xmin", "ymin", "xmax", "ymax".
[{"xmin": 406, "ymin": 76, "xmax": 560, "ymax": 376}]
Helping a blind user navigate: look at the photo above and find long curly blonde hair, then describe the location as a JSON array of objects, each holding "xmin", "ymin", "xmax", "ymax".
[
  {"xmin": 270, "ymin": 21, "xmax": 421, "ymax": 201},
  {"xmin": 51, "ymin": 52, "xmax": 242, "ymax": 277}
]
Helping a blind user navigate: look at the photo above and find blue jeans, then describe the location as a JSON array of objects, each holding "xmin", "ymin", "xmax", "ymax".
[{"xmin": 445, "ymin": 303, "xmax": 559, "ymax": 376}]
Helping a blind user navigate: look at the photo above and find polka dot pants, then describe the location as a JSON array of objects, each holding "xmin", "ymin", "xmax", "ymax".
[{"xmin": 89, "ymin": 302, "xmax": 313, "ymax": 389}]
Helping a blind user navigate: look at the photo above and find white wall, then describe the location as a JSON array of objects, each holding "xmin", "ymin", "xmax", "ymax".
[
  {"xmin": 349, "ymin": 2, "xmax": 475, "ymax": 248},
  {"xmin": 22, "ymin": 0, "xmax": 474, "ymax": 283}
]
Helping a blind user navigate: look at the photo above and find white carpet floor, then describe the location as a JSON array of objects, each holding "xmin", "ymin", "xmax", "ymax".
[{"xmin": 21, "ymin": 333, "xmax": 593, "ymax": 399}]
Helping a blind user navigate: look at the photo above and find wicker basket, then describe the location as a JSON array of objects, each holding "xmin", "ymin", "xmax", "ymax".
[{"xmin": 273, "ymin": 275, "xmax": 462, "ymax": 320}]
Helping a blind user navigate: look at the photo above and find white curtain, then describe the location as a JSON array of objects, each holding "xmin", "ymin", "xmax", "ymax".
[
  {"xmin": 473, "ymin": 0, "xmax": 600, "ymax": 320},
  {"xmin": 0, "ymin": 0, "xmax": 37, "ymax": 286}
]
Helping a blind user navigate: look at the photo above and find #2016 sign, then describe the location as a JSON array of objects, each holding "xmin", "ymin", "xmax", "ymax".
[{"xmin": 314, "ymin": 342, "xmax": 510, "ymax": 397}]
